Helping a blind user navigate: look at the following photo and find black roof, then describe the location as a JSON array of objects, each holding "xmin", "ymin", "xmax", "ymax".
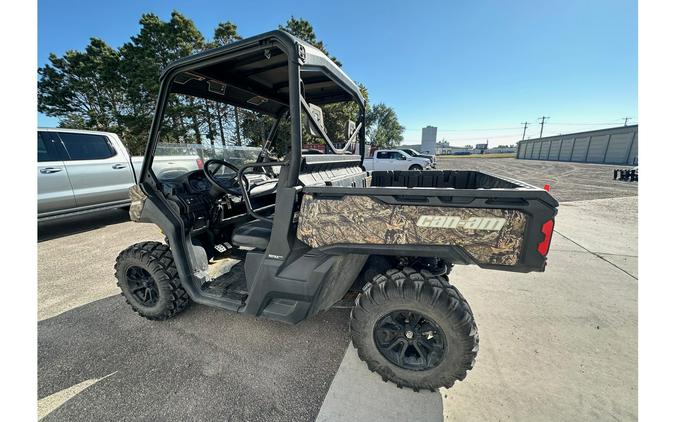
[{"xmin": 161, "ymin": 30, "xmax": 364, "ymax": 116}]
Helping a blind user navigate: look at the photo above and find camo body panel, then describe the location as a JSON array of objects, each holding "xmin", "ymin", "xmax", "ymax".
[
  {"xmin": 128, "ymin": 185, "xmax": 146, "ymax": 222},
  {"xmin": 297, "ymin": 194, "xmax": 527, "ymax": 266}
]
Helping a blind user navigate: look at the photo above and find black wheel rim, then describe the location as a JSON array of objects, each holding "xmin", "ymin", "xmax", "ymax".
[
  {"xmin": 125, "ymin": 266, "xmax": 159, "ymax": 307},
  {"xmin": 374, "ymin": 310, "xmax": 446, "ymax": 371}
]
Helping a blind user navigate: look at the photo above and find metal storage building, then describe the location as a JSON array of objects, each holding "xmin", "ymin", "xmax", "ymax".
[{"xmin": 516, "ymin": 125, "xmax": 638, "ymax": 165}]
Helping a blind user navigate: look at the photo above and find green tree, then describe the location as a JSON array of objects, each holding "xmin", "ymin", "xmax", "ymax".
[
  {"xmin": 213, "ymin": 21, "xmax": 242, "ymax": 45},
  {"xmin": 118, "ymin": 12, "xmax": 206, "ymax": 152},
  {"xmin": 367, "ymin": 103, "xmax": 405, "ymax": 148},
  {"xmin": 38, "ymin": 38, "xmax": 123, "ymax": 131},
  {"xmin": 38, "ymin": 11, "xmax": 210, "ymax": 154},
  {"xmin": 210, "ymin": 21, "xmax": 244, "ymax": 146},
  {"xmin": 37, "ymin": 11, "xmax": 404, "ymax": 157},
  {"xmin": 280, "ymin": 17, "xmax": 342, "ymax": 67}
]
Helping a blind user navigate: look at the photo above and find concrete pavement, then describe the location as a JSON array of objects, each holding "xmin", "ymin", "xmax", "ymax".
[{"xmin": 316, "ymin": 196, "xmax": 637, "ymax": 421}]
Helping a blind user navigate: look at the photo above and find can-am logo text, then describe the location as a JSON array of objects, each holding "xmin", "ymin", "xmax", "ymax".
[{"xmin": 416, "ymin": 215, "xmax": 506, "ymax": 231}]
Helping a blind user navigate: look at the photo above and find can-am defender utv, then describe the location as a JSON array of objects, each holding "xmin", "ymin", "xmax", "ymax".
[{"xmin": 116, "ymin": 30, "xmax": 558, "ymax": 391}]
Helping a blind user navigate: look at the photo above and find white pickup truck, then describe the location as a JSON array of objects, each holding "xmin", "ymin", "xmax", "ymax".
[
  {"xmin": 362, "ymin": 149, "xmax": 432, "ymax": 171},
  {"xmin": 38, "ymin": 128, "xmax": 202, "ymax": 220}
]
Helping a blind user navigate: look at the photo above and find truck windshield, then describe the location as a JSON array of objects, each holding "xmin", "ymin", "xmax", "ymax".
[{"xmin": 152, "ymin": 93, "xmax": 277, "ymax": 180}]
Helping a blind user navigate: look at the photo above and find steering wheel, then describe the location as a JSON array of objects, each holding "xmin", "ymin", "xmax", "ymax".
[{"xmin": 203, "ymin": 159, "xmax": 243, "ymax": 196}]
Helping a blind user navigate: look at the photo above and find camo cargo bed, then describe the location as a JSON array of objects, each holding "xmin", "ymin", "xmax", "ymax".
[{"xmin": 297, "ymin": 170, "xmax": 558, "ymax": 272}]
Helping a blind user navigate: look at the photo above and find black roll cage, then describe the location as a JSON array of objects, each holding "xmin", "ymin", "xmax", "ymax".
[{"xmin": 139, "ymin": 30, "xmax": 367, "ymax": 191}]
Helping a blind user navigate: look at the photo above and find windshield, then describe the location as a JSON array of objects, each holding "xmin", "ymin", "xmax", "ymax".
[
  {"xmin": 151, "ymin": 93, "xmax": 278, "ymax": 180},
  {"xmin": 153, "ymin": 143, "xmax": 262, "ymax": 180}
]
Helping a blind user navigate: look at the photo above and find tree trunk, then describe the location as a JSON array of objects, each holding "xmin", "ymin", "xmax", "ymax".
[
  {"xmin": 188, "ymin": 97, "xmax": 202, "ymax": 144},
  {"xmin": 234, "ymin": 106, "xmax": 242, "ymax": 146},
  {"xmin": 204, "ymin": 100, "xmax": 216, "ymax": 146},
  {"xmin": 216, "ymin": 102, "xmax": 227, "ymax": 146}
]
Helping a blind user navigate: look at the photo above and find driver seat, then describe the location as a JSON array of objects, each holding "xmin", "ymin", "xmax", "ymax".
[{"xmin": 231, "ymin": 220, "xmax": 272, "ymax": 250}]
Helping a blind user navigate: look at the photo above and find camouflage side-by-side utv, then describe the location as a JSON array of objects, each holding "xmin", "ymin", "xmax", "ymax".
[{"xmin": 115, "ymin": 30, "xmax": 558, "ymax": 391}]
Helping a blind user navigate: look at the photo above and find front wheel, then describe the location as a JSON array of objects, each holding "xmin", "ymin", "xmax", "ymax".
[
  {"xmin": 350, "ymin": 268, "xmax": 478, "ymax": 391},
  {"xmin": 114, "ymin": 241, "xmax": 191, "ymax": 320},
  {"xmin": 409, "ymin": 164, "xmax": 423, "ymax": 171}
]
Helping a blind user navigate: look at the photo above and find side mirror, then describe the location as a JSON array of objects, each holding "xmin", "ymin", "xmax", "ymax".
[{"xmin": 304, "ymin": 103, "xmax": 325, "ymax": 137}]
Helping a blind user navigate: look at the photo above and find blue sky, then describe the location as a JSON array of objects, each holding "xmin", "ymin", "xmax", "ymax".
[{"xmin": 38, "ymin": 0, "xmax": 637, "ymax": 146}]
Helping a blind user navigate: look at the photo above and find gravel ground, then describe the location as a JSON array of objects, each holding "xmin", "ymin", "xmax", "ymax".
[{"xmin": 436, "ymin": 157, "xmax": 637, "ymax": 202}]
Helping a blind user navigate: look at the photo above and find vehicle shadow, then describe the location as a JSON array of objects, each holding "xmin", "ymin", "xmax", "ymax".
[
  {"xmin": 38, "ymin": 208, "xmax": 130, "ymax": 242},
  {"xmin": 38, "ymin": 295, "xmax": 352, "ymax": 422}
]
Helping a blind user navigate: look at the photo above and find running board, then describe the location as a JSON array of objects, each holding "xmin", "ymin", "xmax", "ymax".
[{"xmin": 202, "ymin": 259, "xmax": 249, "ymax": 307}]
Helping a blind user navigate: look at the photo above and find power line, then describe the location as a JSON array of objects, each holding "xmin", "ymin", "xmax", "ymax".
[
  {"xmin": 410, "ymin": 119, "xmax": 636, "ymax": 135},
  {"xmin": 537, "ymin": 116, "xmax": 550, "ymax": 138}
]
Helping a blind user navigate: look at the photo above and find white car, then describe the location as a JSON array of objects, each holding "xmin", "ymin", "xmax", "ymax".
[
  {"xmin": 362, "ymin": 149, "xmax": 432, "ymax": 171},
  {"xmin": 38, "ymin": 128, "xmax": 202, "ymax": 220}
]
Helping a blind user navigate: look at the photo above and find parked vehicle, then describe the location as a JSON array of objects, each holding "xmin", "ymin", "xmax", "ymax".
[
  {"xmin": 613, "ymin": 166, "xmax": 638, "ymax": 182},
  {"xmin": 363, "ymin": 149, "xmax": 431, "ymax": 171},
  {"xmin": 38, "ymin": 128, "xmax": 201, "ymax": 220},
  {"xmin": 399, "ymin": 148, "xmax": 436, "ymax": 168},
  {"xmin": 114, "ymin": 30, "xmax": 557, "ymax": 392}
]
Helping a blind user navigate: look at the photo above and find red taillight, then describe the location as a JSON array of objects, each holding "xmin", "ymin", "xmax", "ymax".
[
  {"xmin": 537, "ymin": 219, "xmax": 554, "ymax": 256},
  {"xmin": 543, "ymin": 184, "xmax": 551, "ymax": 192},
  {"xmin": 196, "ymin": 158, "xmax": 204, "ymax": 170}
]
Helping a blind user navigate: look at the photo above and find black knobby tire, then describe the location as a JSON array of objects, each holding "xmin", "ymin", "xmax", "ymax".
[
  {"xmin": 114, "ymin": 241, "xmax": 191, "ymax": 320},
  {"xmin": 350, "ymin": 267, "xmax": 478, "ymax": 391}
]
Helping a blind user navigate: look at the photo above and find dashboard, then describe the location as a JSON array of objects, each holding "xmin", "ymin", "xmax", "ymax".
[
  {"xmin": 162, "ymin": 169, "xmax": 278, "ymax": 197},
  {"xmin": 158, "ymin": 169, "xmax": 278, "ymax": 233},
  {"xmin": 188, "ymin": 173, "xmax": 211, "ymax": 192}
]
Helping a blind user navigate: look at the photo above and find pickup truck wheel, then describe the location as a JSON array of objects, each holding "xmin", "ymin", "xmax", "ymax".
[
  {"xmin": 409, "ymin": 164, "xmax": 423, "ymax": 171},
  {"xmin": 114, "ymin": 241, "xmax": 190, "ymax": 320},
  {"xmin": 350, "ymin": 267, "xmax": 478, "ymax": 391}
]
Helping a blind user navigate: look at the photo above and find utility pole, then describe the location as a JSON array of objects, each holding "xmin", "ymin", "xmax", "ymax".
[
  {"xmin": 538, "ymin": 116, "xmax": 550, "ymax": 139},
  {"xmin": 623, "ymin": 117, "xmax": 632, "ymax": 126},
  {"xmin": 520, "ymin": 122, "xmax": 529, "ymax": 140}
]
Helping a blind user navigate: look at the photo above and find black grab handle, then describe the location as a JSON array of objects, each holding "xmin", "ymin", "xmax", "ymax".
[{"xmin": 237, "ymin": 161, "xmax": 287, "ymax": 223}]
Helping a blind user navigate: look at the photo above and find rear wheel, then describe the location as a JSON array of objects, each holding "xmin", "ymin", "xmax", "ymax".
[
  {"xmin": 350, "ymin": 267, "xmax": 478, "ymax": 391},
  {"xmin": 114, "ymin": 241, "xmax": 191, "ymax": 320}
]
